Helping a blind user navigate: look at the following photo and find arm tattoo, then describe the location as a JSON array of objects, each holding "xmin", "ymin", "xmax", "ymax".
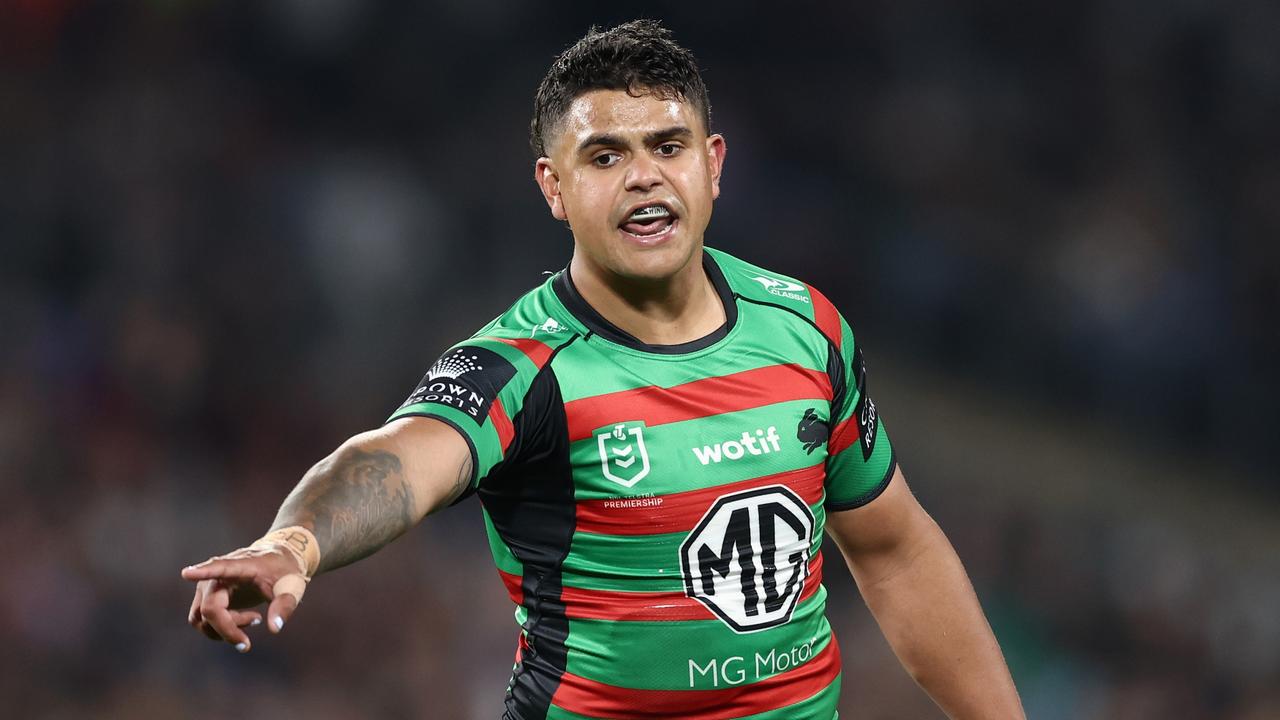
[{"xmin": 274, "ymin": 448, "xmax": 416, "ymax": 573}]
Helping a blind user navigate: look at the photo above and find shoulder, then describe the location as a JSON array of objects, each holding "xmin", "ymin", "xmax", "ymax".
[
  {"xmin": 707, "ymin": 246, "xmax": 845, "ymax": 347},
  {"xmin": 448, "ymin": 273, "xmax": 583, "ymax": 384}
]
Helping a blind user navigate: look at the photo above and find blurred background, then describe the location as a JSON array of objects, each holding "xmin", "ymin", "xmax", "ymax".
[{"xmin": 2, "ymin": 1, "xmax": 1278, "ymax": 718}]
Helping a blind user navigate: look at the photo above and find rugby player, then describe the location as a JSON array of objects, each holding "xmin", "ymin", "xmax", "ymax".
[{"xmin": 183, "ymin": 20, "xmax": 1024, "ymax": 719}]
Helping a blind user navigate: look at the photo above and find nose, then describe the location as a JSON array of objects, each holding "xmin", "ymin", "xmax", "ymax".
[{"xmin": 624, "ymin": 152, "xmax": 663, "ymax": 193}]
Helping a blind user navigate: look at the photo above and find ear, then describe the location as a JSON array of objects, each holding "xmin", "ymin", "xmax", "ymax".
[
  {"xmin": 705, "ymin": 134, "xmax": 727, "ymax": 200},
  {"xmin": 534, "ymin": 157, "xmax": 567, "ymax": 221}
]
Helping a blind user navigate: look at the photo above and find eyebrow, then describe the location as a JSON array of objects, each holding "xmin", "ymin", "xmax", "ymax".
[{"xmin": 577, "ymin": 125, "xmax": 694, "ymax": 153}]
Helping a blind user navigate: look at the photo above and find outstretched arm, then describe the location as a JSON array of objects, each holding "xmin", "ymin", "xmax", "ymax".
[
  {"xmin": 826, "ymin": 466, "xmax": 1024, "ymax": 719},
  {"xmin": 181, "ymin": 416, "xmax": 472, "ymax": 651}
]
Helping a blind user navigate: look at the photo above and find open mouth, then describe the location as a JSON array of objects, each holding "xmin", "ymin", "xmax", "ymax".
[{"xmin": 619, "ymin": 203, "xmax": 677, "ymax": 240}]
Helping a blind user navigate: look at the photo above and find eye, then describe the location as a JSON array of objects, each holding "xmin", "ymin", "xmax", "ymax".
[
  {"xmin": 592, "ymin": 152, "xmax": 621, "ymax": 168},
  {"xmin": 656, "ymin": 143, "xmax": 682, "ymax": 157}
]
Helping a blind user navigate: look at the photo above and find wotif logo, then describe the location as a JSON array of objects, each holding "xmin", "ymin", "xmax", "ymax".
[
  {"xmin": 692, "ymin": 427, "xmax": 782, "ymax": 465},
  {"xmin": 748, "ymin": 275, "xmax": 810, "ymax": 304}
]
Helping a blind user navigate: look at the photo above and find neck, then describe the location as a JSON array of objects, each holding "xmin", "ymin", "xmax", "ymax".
[{"xmin": 568, "ymin": 249, "xmax": 726, "ymax": 346}]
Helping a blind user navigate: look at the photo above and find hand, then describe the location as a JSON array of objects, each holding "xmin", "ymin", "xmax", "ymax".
[{"xmin": 182, "ymin": 545, "xmax": 307, "ymax": 653}]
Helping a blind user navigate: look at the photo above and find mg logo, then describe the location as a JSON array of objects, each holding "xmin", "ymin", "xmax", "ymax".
[
  {"xmin": 597, "ymin": 422, "xmax": 651, "ymax": 488},
  {"xmin": 679, "ymin": 485, "xmax": 815, "ymax": 633}
]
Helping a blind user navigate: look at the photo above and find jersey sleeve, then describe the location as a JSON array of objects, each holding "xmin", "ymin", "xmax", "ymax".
[
  {"xmin": 387, "ymin": 336, "xmax": 554, "ymax": 501},
  {"xmin": 808, "ymin": 288, "xmax": 897, "ymax": 511}
]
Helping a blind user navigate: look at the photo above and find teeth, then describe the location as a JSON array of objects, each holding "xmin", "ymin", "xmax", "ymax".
[{"xmin": 628, "ymin": 205, "xmax": 670, "ymax": 221}]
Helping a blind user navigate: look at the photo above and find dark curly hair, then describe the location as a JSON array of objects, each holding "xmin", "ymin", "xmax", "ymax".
[{"xmin": 530, "ymin": 19, "xmax": 711, "ymax": 157}]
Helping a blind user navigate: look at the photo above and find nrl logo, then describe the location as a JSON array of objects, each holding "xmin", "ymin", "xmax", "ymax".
[
  {"xmin": 747, "ymin": 275, "xmax": 810, "ymax": 304},
  {"xmin": 597, "ymin": 422, "xmax": 651, "ymax": 488}
]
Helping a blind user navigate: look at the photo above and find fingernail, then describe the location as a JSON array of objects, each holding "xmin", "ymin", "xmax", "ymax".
[
  {"xmin": 272, "ymin": 617, "xmax": 285, "ymax": 631},
  {"xmin": 250, "ymin": 618, "xmax": 262, "ymax": 627},
  {"xmin": 235, "ymin": 642, "xmax": 248, "ymax": 653}
]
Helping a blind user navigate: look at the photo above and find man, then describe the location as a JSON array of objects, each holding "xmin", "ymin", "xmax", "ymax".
[{"xmin": 183, "ymin": 20, "xmax": 1024, "ymax": 719}]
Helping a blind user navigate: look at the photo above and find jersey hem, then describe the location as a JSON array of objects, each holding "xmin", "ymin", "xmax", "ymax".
[{"xmin": 823, "ymin": 446, "xmax": 897, "ymax": 512}]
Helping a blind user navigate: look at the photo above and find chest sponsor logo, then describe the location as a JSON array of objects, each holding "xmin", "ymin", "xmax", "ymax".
[
  {"xmin": 597, "ymin": 422, "xmax": 651, "ymax": 488},
  {"xmin": 691, "ymin": 426, "xmax": 781, "ymax": 465},
  {"xmin": 400, "ymin": 346, "xmax": 515, "ymax": 424},
  {"xmin": 679, "ymin": 485, "xmax": 815, "ymax": 633},
  {"xmin": 747, "ymin": 274, "xmax": 810, "ymax": 304}
]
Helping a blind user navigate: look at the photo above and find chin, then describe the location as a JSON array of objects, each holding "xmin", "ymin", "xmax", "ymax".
[{"xmin": 610, "ymin": 234, "xmax": 699, "ymax": 282}]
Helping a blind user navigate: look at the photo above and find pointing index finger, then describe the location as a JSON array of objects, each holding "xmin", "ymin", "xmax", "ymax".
[{"xmin": 181, "ymin": 557, "xmax": 265, "ymax": 582}]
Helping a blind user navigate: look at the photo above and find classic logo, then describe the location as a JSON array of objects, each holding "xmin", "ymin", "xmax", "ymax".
[
  {"xmin": 529, "ymin": 317, "xmax": 568, "ymax": 337},
  {"xmin": 747, "ymin": 274, "xmax": 810, "ymax": 304},
  {"xmin": 597, "ymin": 422, "xmax": 651, "ymax": 487},
  {"xmin": 796, "ymin": 409, "xmax": 829, "ymax": 455},
  {"xmin": 680, "ymin": 485, "xmax": 815, "ymax": 633}
]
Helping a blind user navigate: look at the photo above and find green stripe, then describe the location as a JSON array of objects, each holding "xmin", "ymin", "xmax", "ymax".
[
  {"xmin": 544, "ymin": 674, "xmax": 838, "ymax": 720},
  {"xmin": 564, "ymin": 599, "xmax": 831, "ymax": 690},
  {"xmin": 573, "ymin": 401, "xmax": 827, "ymax": 500},
  {"xmin": 544, "ymin": 705, "xmax": 600, "ymax": 720},
  {"xmin": 825, "ymin": 416, "xmax": 894, "ymax": 505},
  {"xmin": 736, "ymin": 673, "xmax": 841, "ymax": 720}
]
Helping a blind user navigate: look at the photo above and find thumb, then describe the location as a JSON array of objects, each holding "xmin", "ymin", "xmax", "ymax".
[{"xmin": 266, "ymin": 574, "xmax": 306, "ymax": 633}]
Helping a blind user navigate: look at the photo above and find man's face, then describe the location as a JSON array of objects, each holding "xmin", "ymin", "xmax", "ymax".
[{"xmin": 535, "ymin": 89, "xmax": 726, "ymax": 283}]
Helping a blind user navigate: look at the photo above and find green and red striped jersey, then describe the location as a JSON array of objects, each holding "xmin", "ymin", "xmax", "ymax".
[{"xmin": 389, "ymin": 247, "xmax": 895, "ymax": 720}]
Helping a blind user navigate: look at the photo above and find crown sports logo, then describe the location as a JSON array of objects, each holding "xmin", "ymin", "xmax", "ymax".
[
  {"xmin": 427, "ymin": 349, "xmax": 483, "ymax": 381},
  {"xmin": 401, "ymin": 346, "xmax": 515, "ymax": 425},
  {"xmin": 747, "ymin": 275, "xmax": 810, "ymax": 304}
]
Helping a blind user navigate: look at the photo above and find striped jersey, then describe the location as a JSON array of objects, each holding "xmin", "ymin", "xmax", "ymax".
[{"xmin": 389, "ymin": 247, "xmax": 896, "ymax": 720}]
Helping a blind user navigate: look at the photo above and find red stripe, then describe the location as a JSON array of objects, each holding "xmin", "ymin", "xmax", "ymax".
[
  {"xmin": 828, "ymin": 415, "xmax": 860, "ymax": 457},
  {"xmin": 489, "ymin": 396, "xmax": 515, "ymax": 453},
  {"xmin": 805, "ymin": 284, "xmax": 842, "ymax": 348},
  {"xmin": 576, "ymin": 463, "xmax": 826, "ymax": 536},
  {"xmin": 485, "ymin": 336, "xmax": 555, "ymax": 369},
  {"xmin": 551, "ymin": 631, "xmax": 841, "ymax": 718},
  {"xmin": 566, "ymin": 364, "xmax": 831, "ymax": 442},
  {"xmin": 497, "ymin": 569, "xmax": 523, "ymax": 606},
  {"xmin": 560, "ymin": 550, "xmax": 825, "ymax": 622}
]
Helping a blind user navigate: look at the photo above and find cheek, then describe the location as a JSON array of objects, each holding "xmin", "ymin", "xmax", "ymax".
[{"xmin": 565, "ymin": 172, "xmax": 614, "ymax": 223}]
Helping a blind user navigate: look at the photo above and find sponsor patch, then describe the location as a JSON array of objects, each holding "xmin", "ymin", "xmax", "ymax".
[
  {"xmin": 852, "ymin": 346, "xmax": 878, "ymax": 460},
  {"xmin": 747, "ymin": 274, "xmax": 811, "ymax": 304},
  {"xmin": 680, "ymin": 485, "xmax": 815, "ymax": 633},
  {"xmin": 401, "ymin": 346, "xmax": 516, "ymax": 424}
]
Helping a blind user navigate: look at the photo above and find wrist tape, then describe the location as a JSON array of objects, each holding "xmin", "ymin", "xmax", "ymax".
[{"xmin": 250, "ymin": 526, "xmax": 320, "ymax": 602}]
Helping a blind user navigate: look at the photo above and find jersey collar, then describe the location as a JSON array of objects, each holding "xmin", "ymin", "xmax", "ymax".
[{"xmin": 553, "ymin": 252, "xmax": 739, "ymax": 355}]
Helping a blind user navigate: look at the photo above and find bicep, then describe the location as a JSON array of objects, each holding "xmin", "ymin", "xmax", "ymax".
[
  {"xmin": 358, "ymin": 416, "xmax": 474, "ymax": 520},
  {"xmin": 825, "ymin": 466, "xmax": 939, "ymax": 582}
]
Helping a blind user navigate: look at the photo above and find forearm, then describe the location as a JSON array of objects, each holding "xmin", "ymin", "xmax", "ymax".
[
  {"xmin": 271, "ymin": 422, "xmax": 472, "ymax": 574},
  {"xmin": 852, "ymin": 519, "xmax": 1023, "ymax": 719}
]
